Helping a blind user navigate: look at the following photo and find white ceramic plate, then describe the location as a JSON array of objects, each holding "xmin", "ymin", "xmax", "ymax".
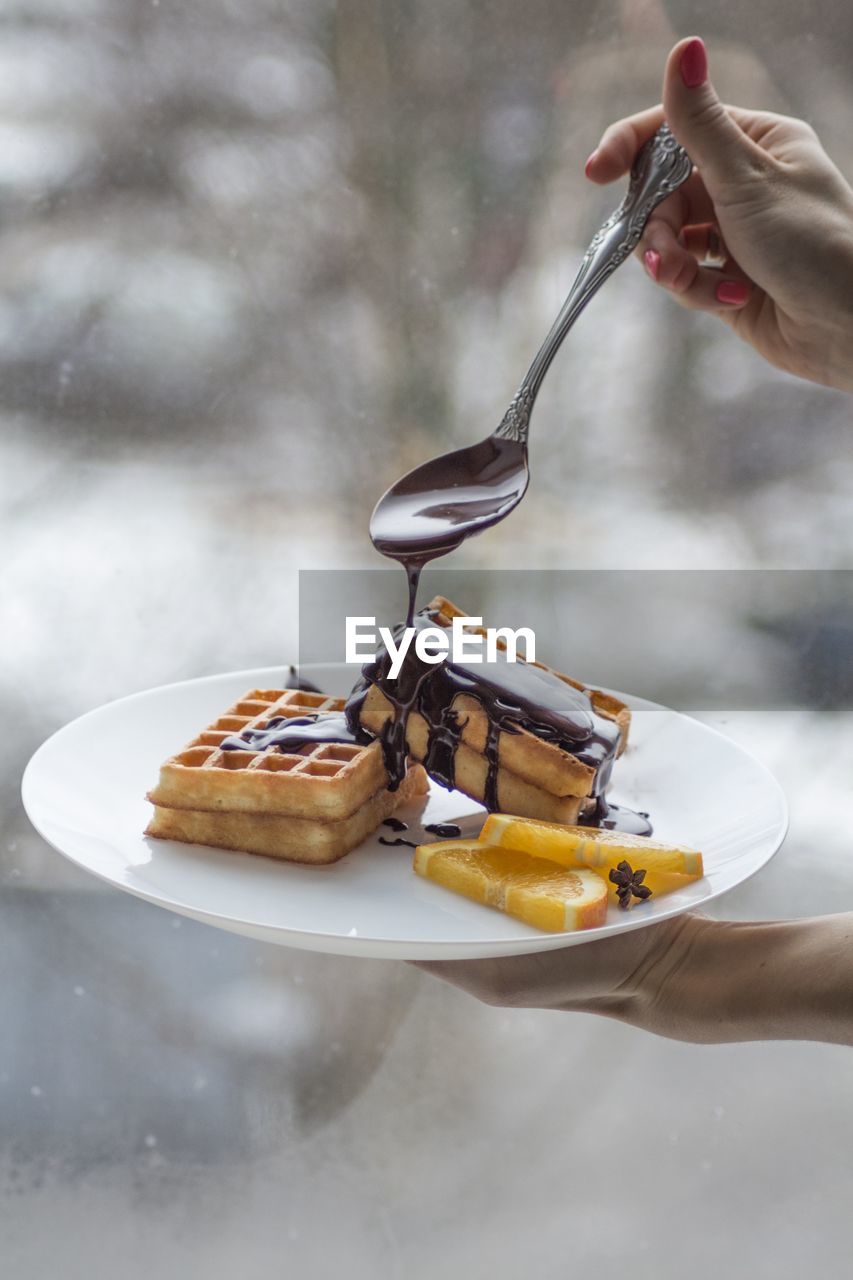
[{"xmin": 22, "ymin": 664, "xmax": 788, "ymax": 959}]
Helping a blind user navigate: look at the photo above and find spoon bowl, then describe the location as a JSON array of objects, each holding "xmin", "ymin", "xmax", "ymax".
[{"xmin": 369, "ymin": 434, "xmax": 529, "ymax": 564}]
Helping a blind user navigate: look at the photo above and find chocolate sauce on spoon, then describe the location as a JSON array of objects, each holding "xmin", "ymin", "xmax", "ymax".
[{"xmin": 370, "ymin": 435, "xmax": 529, "ymax": 624}]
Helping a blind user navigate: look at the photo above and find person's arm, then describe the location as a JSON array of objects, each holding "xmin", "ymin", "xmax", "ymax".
[
  {"xmin": 413, "ymin": 913, "xmax": 853, "ymax": 1046},
  {"xmin": 585, "ymin": 37, "xmax": 853, "ymax": 393}
]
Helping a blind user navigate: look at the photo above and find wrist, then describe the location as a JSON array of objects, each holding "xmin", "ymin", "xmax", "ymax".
[
  {"xmin": 812, "ymin": 198, "xmax": 853, "ymax": 392},
  {"xmin": 631, "ymin": 916, "xmax": 802, "ymax": 1043},
  {"xmin": 605, "ymin": 914, "xmax": 790, "ymax": 1043},
  {"xmin": 622, "ymin": 913, "xmax": 853, "ymax": 1045},
  {"xmin": 578, "ymin": 913, "xmax": 713, "ymax": 1033},
  {"xmin": 623, "ymin": 912, "xmax": 724, "ymax": 1040},
  {"xmin": 826, "ymin": 311, "xmax": 853, "ymax": 394}
]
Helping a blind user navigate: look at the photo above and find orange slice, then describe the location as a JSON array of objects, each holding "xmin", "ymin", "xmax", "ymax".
[
  {"xmin": 479, "ymin": 814, "xmax": 704, "ymax": 879},
  {"xmin": 413, "ymin": 840, "xmax": 607, "ymax": 933}
]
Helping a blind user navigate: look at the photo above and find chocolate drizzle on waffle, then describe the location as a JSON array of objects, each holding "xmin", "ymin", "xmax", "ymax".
[
  {"xmin": 345, "ymin": 604, "xmax": 622, "ymax": 814},
  {"xmin": 215, "ymin": 669, "xmax": 342, "ymax": 757},
  {"xmin": 214, "ymin": 610, "xmax": 650, "ymax": 835},
  {"xmin": 219, "ymin": 711, "xmax": 359, "ymax": 755}
]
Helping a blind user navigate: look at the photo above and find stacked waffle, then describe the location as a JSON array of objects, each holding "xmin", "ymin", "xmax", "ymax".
[
  {"xmin": 146, "ymin": 599, "xmax": 631, "ymax": 862},
  {"xmin": 352, "ymin": 597, "xmax": 630, "ymax": 824},
  {"xmin": 146, "ymin": 688, "xmax": 427, "ymax": 864}
]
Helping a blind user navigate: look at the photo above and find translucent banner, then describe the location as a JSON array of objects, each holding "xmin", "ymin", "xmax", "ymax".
[{"xmin": 298, "ymin": 568, "xmax": 853, "ymax": 709}]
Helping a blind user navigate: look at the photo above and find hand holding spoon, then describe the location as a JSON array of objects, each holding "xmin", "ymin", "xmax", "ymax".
[{"xmin": 370, "ymin": 124, "xmax": 693, "ymax": 621}]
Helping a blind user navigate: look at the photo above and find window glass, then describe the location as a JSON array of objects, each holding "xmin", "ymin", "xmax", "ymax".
[{"xmin": 3, "ymin": 5, "xmax": 853, "ymax": 1275}]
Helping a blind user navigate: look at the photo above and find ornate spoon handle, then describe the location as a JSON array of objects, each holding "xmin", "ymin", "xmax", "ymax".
[{"xmin": 494, "ymin": 124, "xmax": 693, "ymax": 443}]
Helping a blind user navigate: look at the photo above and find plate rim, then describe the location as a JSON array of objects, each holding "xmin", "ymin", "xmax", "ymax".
[{"xmin": 21, "ymin": 664, "xmax": 790, "ymax": 956}]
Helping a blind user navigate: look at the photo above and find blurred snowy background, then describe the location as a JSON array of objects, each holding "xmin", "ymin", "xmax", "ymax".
[
  {"xmin": 3, "ymin": 2, "xmax": 853, "ymax": 1276},
  {"xmin": 4, "ymin": 0, "xmax": 853, "ymax": 866}
]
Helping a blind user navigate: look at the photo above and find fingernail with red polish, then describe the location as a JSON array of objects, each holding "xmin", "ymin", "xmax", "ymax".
[
  {"xmin": 680, "ymin": 37, "xmax": 708, "ymax": 89},
  {"xmin": 716, "ymin": 280, "xmax": 750, "ymax": 306},
  {"xmin": 584, "ymin": 150, "xmax": 598, "ymax": 176},
  {"xmin": 644, "ymin": 249, "xmax": 661, "ymax": 281}
]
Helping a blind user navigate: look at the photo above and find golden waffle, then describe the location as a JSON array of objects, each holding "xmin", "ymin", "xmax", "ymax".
[
  {"xmin": 148, "ymin": 688, "xmax": 389, "ymax": 821},
  {"xmin": 148, "ymin": 763, "xmax": 428, "ymax": 865},
  {"xmin": 145, "ymin": 686, "xmax": 429, "ymax": 864},
  {"xmin": 356, "ymin": 597, "xmax": 631, "ymax": 801},
  {"xmin": 399, "ymin": 701, "xmax": 593, "ymax": 822}
]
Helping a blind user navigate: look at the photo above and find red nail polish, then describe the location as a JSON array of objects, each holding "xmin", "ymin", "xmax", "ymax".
[
  {"xmin": 680, "ymin": 37, "xmax": 708, "ymax": 89},
  {"xmin": 644, "ymin": 249, "xmax": 661, "ymax": 281},
  {"xmin": 716, "ymin": 280, "xmax": 750, "ymax": 305},
  {"xmin": 584, "ymin": 150, "xmax": 598, "ymax": 176}
]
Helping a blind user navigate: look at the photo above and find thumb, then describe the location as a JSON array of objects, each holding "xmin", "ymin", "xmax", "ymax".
[{"xmin": 662, "ymin": 37, "xmax": 766, "ymax": 193}]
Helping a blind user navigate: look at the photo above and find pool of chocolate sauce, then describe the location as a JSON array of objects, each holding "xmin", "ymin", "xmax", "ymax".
[{"xmin": 378, "ymin": 817, "xmax": 462, "ymax": 848}]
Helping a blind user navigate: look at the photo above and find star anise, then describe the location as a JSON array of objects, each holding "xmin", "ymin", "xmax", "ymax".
[{"xmin": 609, "ymin": 860, "xmax": 653, "ymax": 910}]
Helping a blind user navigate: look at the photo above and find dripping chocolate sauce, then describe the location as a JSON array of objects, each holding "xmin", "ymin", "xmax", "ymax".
[
  {"xmin": 346, "ymin": 607, "xmax": 622, "ymax": 819},
  {"xmin": 363, "ymin": 434, "xmax": 651, "ymax": 833},
  {"xmin": 370, "ymin": 435, "xmax": 530, "ymax": 628},
  {"xmin": 221, "ymin": 626, "xmax": 650, "ymax": 838},
  {"xmin": 221, "ymin": 433, "xmax": 650, "ymax": 835},
  {"xmin": 221, "ymin": 625, "xmax": 650, "ymax": 838}
]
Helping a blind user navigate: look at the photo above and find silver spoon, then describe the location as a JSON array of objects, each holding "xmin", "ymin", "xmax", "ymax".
[{"xmin": 370, "ymin": 123, "xmax": 693, "ymax": 611}]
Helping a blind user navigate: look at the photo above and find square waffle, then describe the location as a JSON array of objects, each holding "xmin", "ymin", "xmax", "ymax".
[{"xmin": 146, "ymin": 687, "xmax": 428, "ymax": 864}]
